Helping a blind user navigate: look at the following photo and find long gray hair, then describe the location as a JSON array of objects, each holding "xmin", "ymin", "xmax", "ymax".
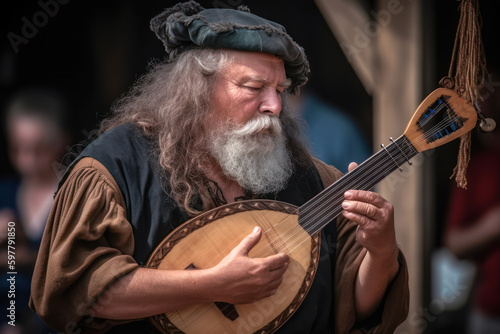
[{"xmin": 99, "ymin": 48, "xmax": 312, "ymax": 215}]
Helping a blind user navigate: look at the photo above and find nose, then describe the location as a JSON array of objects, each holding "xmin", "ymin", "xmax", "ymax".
[{"xmin": 259, "ymin": 87, "xmax": 282, "ymax": 116}]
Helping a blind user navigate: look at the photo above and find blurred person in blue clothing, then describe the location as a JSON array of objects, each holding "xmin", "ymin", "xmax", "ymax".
[
  {"xmin": 0, "ymin": 87, "xmax": 69, "ymax": 334},
  {"xmin": 293, "ymin": 91, "xmax": 371, "ymax": 173}
]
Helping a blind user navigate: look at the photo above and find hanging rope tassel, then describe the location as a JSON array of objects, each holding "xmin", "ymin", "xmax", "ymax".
[{"xmin": 447, "ymin": 0, "xmax": 487, "ymax": 188}]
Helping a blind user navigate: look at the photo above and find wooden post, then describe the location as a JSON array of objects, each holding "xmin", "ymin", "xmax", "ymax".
[{"xmin": 314, "ymin": 1, "xmax": 424, "ymax": 332}]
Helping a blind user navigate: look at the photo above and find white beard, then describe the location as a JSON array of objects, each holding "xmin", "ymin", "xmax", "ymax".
[{"xmin": 210, "ymin": 115, "xmax": 293, "ymax": 194}]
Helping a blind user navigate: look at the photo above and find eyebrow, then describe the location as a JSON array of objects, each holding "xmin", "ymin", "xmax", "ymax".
[
  {"xmin": 280, "ymin": 78, "xmax": 293, "ymax": 89},
  {"xmin": 239, "ymin": 75, "xmax": 292, "ymax": 89}
]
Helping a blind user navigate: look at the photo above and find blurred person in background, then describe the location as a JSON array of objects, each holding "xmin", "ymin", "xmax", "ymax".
[
  {"xmin": 0, "ymin": 87, "xmax": 70, "ymax": 333},
  {"xmin": 291, "ymin": 88, "xmax": 371, "ymax": 174},
  {"xmin": 444, "ymin": 71, "xmax": 500, "ymax": 334}
]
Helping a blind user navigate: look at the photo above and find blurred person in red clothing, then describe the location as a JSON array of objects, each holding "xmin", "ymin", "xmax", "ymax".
[{"xmin": 445, "ymin": 74, "xmax": 500, "ymax": 334}]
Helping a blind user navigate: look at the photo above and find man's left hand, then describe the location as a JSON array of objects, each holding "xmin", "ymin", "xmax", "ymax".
[
  {"xmin": 341, "ymin": 162, "xmax": 398, "ymax": 258},
  {"xmin": 342, "ymin": 162, "xmax": 400, "ymax": 320}
]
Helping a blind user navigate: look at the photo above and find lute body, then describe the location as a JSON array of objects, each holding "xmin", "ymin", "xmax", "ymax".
[
  {"xmin": 146, "ymin": 88, "xmax": 478, "ymax": 334},
  {"xmin": 147, "ymin": 200, "xmax": 319, "ymax": 334}
]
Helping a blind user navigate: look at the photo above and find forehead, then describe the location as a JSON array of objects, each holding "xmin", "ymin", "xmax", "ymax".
[{"xmin": 222, "ymin": 50, "xmax": 286, "ymax": 82}]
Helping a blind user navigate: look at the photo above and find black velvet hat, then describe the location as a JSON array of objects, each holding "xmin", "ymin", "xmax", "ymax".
[{"xmin": 150, "ymin": 1, "xmax": 309, "ymax": 94}]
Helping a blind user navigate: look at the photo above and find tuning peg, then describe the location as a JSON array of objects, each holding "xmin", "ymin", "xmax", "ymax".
[
  {"xmin": 479, "ymin": 117, "xmax": 496, "ymax": 133},
  {"xmin": 473, "ymin": 101, "xmax": 496, "ymax": 133}
]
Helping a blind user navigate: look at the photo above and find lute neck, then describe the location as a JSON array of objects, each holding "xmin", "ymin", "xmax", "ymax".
[{"xmin": 299, "ymin": 135, "xmax": 419, "ymax": 235}]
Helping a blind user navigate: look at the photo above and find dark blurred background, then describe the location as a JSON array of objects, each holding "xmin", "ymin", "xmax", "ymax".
[
  {"xmin": 1, "ymin": 1, "xmax": 499, "ymax": 333},
  {"xmin": 0, "ymin": 0, "xmax": 374, "ymax": 172},
  {"xmin": 1, "ymin": 0, "xmax": 498, "ymax": 174}
]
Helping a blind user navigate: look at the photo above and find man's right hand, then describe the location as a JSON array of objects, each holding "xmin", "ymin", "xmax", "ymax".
[
  {"xmin": 91, "ymin": 226, "xmax": 290, "ymax": 320},
  {"xmin": 209, "ymin": 226, "xmax": 289, "ymax": 304}
]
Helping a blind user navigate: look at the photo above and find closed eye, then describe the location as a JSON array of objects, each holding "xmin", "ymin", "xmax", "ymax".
[{"xmin": 243, "ymin": 85, "xmax": 263, "ymax": 92}]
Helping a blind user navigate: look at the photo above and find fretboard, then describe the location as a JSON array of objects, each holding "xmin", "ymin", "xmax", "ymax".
[{"xmin": 299, "ymin": 135, "xmax": 419, "ymax": 235}]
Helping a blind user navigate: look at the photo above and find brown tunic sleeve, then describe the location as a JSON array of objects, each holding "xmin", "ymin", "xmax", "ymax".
[
  {"xmin": 312, "ymin": 158, "xmax": 409, "ymax": 334},
  {"xmin": 29, "ymin": 157, "xmax": 139, "ymax": 333}
]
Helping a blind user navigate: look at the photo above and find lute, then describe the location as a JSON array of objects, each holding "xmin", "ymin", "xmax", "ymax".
[{"xmin": 146, "ymin": 88, "xmax": 477, "ymax": 334}]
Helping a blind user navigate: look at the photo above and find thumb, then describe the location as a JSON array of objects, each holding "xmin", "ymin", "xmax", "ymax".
[{"xmin": 234, "ymin": 226, "xmax": 262, "ymax": 256}]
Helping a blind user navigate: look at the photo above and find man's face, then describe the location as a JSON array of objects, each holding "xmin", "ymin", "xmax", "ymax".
[
  {"xmin": 8, "ymin": 115, "xmax": 61, "ymax": 178},
  {"xmin": 210, "ymin": 51, "xmax": 290, "ymax": 127},
  {"xmin": 207, "ymin": 51, "xmax": 294, "ymax": 194}
]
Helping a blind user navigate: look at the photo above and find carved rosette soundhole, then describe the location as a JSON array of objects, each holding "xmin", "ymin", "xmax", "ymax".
[{"xmin": 146, "ymin": 199, "xmax": 321, "ymax": 334}]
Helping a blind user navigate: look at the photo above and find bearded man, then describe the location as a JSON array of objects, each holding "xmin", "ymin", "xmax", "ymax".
[{"xmin": 30, "ymin": 2, "xmax": 409, "ymax": 333}]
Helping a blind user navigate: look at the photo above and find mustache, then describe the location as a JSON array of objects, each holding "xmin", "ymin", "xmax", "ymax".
[{"xmin": 230, "ymin": 115, "xmax": 283, "ymax": 137}]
